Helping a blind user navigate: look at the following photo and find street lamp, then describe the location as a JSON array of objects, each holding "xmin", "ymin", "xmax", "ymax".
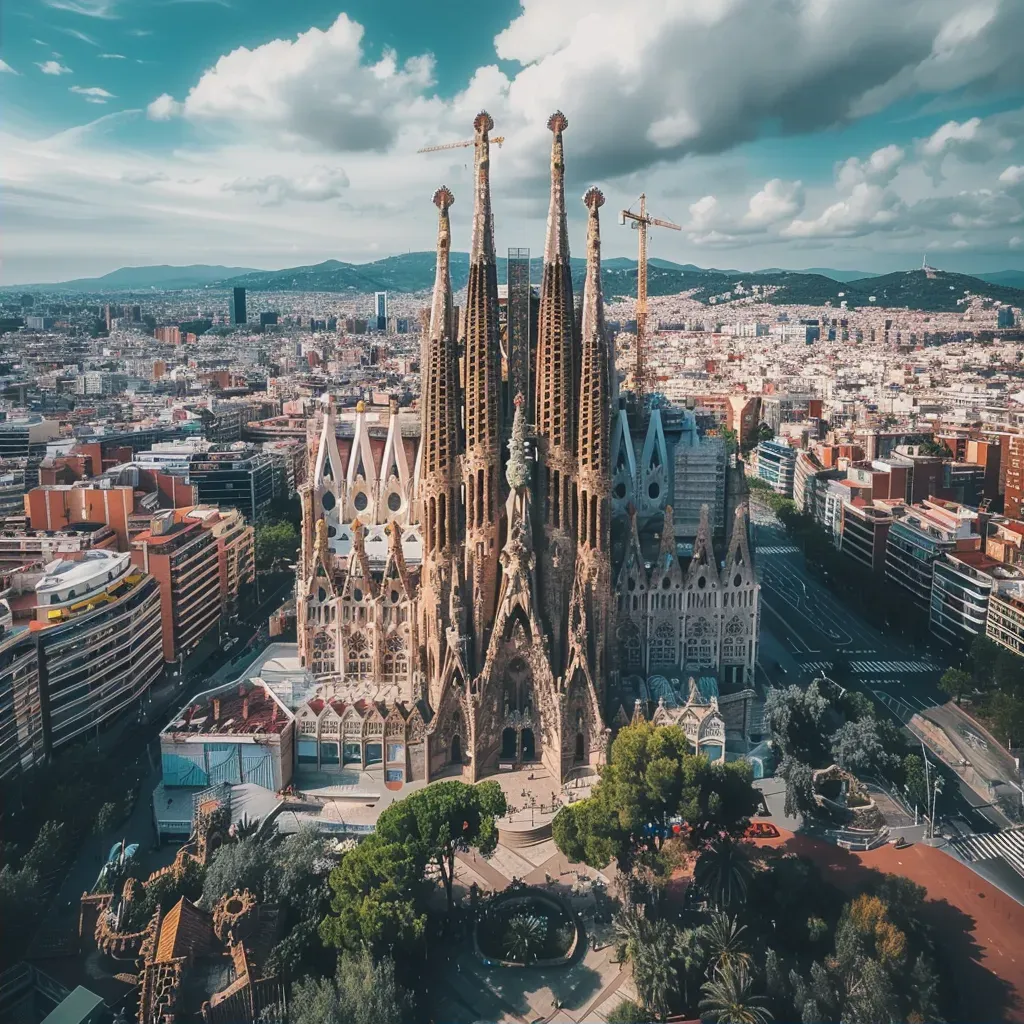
[{"xmin": 928, "ymin": 776, "xmax": 943, "ymax": 841}]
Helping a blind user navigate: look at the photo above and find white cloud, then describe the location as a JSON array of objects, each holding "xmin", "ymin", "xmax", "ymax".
[
  {"xmin": 0, "ymin": 59, "xmax": 17, "ymax": 74},
  {"xmin": 99, "ymin": 53, "xmax": 126, "ymax": 60},
  {"xmin": 70, "ymin": 85, "xmax": 115, "ymax": 104},
  {"xmin": 836, "ymin": 145, "xmax": 905, "ymax": 191},
  {"xmin": 44, "ymin": 0, "xmax": 117, "ymax": 17},
  {"xmin": 37, "ymin": 61, "xmax": 73, "ymax": 75},
  {"xmin": 223, "ymin": 166, "xmax": 351, "ymax": 204},
  {"xmin": 151, "ymin": 14, "xmax": 440, "ymax": 153},
  {"xmin": 784, "ymin": 183, "xmax": 905, "ymax": 238},
  {"xmin": 687, "ymin": 195, "xmax": 720, "ymax": 232},
  {"xmin": 744, "ymin": 179, "xmax": 804, "ymax": 227},
  {"xmin": 1000, "ymin": 165, "xmax": 1024, "ymax": 187},
  {"xmin": 147, "ymin": 93, "xmax": 182, "ymax": 120},
  {"xmin": 1011, "ymin": 236, "xmax": 1023, "ymax": 249},
  {"xmin": 58, "ymin": 28, "xmax": 99, "ymax": 46},
  {"xmin": 120, "ymin": 169, "xmax": 169, "ymax": 185}
]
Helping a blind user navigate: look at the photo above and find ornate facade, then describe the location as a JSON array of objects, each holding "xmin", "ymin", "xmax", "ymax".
[{"xmin": 295, "ymin": 111, "xmax": 761, "ymax": 788}]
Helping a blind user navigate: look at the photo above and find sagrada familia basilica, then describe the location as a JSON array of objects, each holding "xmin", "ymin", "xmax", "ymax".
[{"xmin": 295, "ymin": 112, "xmax": 761, "ymax": 787}]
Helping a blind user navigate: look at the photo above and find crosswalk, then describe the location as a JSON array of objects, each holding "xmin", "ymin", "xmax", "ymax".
[
  {"xmin": 755, "ymin": 544, "xmax": 801, "ymax": 556},
  {"xmin": 947, "ymin": 827, "xmax": 1024, "ymax": 878},
  {"xmin": 803, "ymin": 659, "xmax": 935, "ymax": 676}
]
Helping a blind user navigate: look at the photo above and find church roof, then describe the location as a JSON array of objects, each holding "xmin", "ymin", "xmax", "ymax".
[{"xmin": 155, "ymin": 898, "xmax": 214, "ymax": 963}]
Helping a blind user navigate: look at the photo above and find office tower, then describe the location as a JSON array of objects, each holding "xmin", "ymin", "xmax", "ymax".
[
  {"xmin": 260, "ymin": 311, "xmax": 279, "ymax": 327},
  {"xmin": 375, "ymin": 291, "xmax": 388, "ymax": 331},
  {"xmin": 230, "ymin": 287, "xmax": 247, "ymax": 325}
]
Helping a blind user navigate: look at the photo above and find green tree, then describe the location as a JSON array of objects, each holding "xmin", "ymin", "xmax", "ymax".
[
  {"xmin": 987, "ymin": 690, "xmax": 1024, "ymax": 746},
  {"xmin": 694, "ymin": 840, "xmax": 753, "ymax": 908},
  {"xmin": 777, "ymin": 755, "xmax": 816, "ymax": 820},
  {"xmin": 93, "ymin": 802, "xmax": 120, "ymax": 836},
  {"xmin": 552, "ymin": 722, "xmax": 758, "ymax": 872},
  {"xmin": 288, "ymin": 948, "xmax": 412, "ymax": 1024},
  {"xmin": 699, "ymin": 963, "xmax": 773, "ymax": 1024},
  {"xmin": 374, "ymin": 780, "xmax": 506, "ymax": 911},
  {"xmin": 702, "ymin": 911, "xmax": 752, "ymax": 975},
  {"xmin": 902, "ymin": 754, "xmax": 928, "ymax": 813},
  {"xmin": 605, "ymin": 1001, "xmax": 652, "ymax": 1023},
  {"xmin": 254, "ymin": 520, "xmax": 299, "ymax": 570},
  {"xmin": 202, "ymin": 836, "xmax": 275, "ymax": 906},
  {"xmin": 763, "ymin": 682, "xmax": 831, "ymax": 766},
  {"xmin": 830, "ymin": 718, "xmax": 898, "ymax": 776},
  {"xmin": 938, "ymin": 667, "xmax": 972, "ymax": 706},
  {"xmin": 757, "ymin": 422, "xmax": 775, "ymax": 443},
  {"xmin": 502, "ymin": 912, "xmax": 546, "ymax": 964},
  {"xmin": 320, "ymin": 838, "xmax": 426, "ymax": 957},
  {"xmin": 674, "ymin": 925, "xmax": 707, "ymax": 1011},
  {"xmin": 968, "ymin": 635, "xmax": 1000, "ymax": 689},
  {"xmin": 630, "ymin": 918, "xmax": 679, "ymax": 1019}
]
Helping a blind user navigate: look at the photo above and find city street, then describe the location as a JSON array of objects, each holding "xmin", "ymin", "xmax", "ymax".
[{"xmin": 750, "ymin": 498, "xmax": 1011, "ymax": 833}]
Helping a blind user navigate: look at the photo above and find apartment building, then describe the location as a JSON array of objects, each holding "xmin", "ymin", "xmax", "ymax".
[
  {"xmin": 930, "ymin": 550, "xmax": 1024, "ymax": 646},
  {"xmin": 755, "ymin": 439, "xmax": 796, "ymax": 497},
  {"xmin": 0, "ymin": 522, "xmax": 118, "ymax": 572},
  {"xmin": 131, "ymin": 509, "xmax": 222, "ymax": 663},
  {"xmin": 32, "ymin": 551, "xmax": 163, "ymax": 751},
  {"xmin": 885, "ymin": 500, "xmax": 981, "ymax": 608},
  {"xmin": 0, "ymin": 622, "xmax": 45, "ymax": 781},
  {"xmin": 188, "ymin": 445, "xmax": 274, "ymax": 522},
  {"xmin": 840, "ymin": 501, "xmax": 895, "ymax": 574},
  {"xmin": 987, "ymin": 588, "xmax": 1024, "ymax": 657}
]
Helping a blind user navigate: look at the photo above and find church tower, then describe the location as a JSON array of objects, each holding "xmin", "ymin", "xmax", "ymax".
[
  {"xmin": 534, "ymin": 111, "xmax": 578, "ymax": 672},
  {"xmin": 562, "ymin": 186, "xmax": 613, "ymax": 772},
  {"xmin": 461, "ymin": 111, "xmax": 504, "ymax": 668},
  {"xmin": 418, "ymin": 186, "xmax": 462, "ymax": 705}
]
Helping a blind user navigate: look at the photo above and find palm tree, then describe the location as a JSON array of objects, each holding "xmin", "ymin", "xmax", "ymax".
[
  {"xmin": 703, "ymin": 911, "xmax": 752, "ymax": 975},
  {"xmin": 502, "ymin": 912, "xmax": 547, "ymax": 963},
  {"xmin": 700, "ymin": 963, "xmax": 773, "ymax": 1024},
  {"xmin": 630, "ymin": 918, "xmax": 679, "ymax": 1019},
  {"xmin": 694, "ymin": 840, "xmax": 754, "ymax": 907},
  {"xmin": 673, "ymin": 924, "xmax": 706, "ymax": 1012}
]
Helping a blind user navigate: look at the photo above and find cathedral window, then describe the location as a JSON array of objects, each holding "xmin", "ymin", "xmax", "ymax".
[
  {"xmin": 312, "ymin": 631, "xmax": 334, "ymax": 674},
  {"xmin": 618, "ymin": 623, "xmax": 642, "ymax": 669},
  {"xmin": 383, "ymin": 632, "xmax": 408, "ymax": 681},
  {"xmin": 650, "ymin": 622, "xmax": 676, "ymax": 668},
  {"xmin": 347, "ymin": 632, "xmax": 373, "ymax": 677}
]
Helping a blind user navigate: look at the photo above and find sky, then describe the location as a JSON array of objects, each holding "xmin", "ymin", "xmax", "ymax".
[{"xmin": 3, "ymin": 0, "xmax": 1024, "ymax": 285}]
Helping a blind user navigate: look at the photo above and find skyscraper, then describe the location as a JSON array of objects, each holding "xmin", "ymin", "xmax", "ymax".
[
  {"xmin": 375, "ymin": 291, "xmax": 388, "ymax": 331},
  {"xmin": 230, "ymin": 287, "xmax": 247, "ymax": 326}
]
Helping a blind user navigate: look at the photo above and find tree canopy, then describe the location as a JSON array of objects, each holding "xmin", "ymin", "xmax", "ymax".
[{"xmin": 552, "ymin": 722, "xmax": 759, "ymax": 871}]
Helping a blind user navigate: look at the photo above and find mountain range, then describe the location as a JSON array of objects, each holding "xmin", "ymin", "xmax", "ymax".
[{"xmin": 8, "ymin": 257, "xmax": 1024, "ymax": 313}]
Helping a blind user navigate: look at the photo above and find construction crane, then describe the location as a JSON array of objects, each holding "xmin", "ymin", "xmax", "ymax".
[
  {"xmin": 417, "ymin": 136, "xmax": 505, "ymax": 154},
  {"xmin": 620, "ymin": 193, "xmax": 681, "ymax": 403}
]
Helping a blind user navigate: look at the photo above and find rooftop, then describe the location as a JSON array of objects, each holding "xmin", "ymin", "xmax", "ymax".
[{"xmin": 164, "ymin": 677, "xmax": 293, "ymax": 736}]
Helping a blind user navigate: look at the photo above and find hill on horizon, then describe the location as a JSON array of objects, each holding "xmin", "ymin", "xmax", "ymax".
[{"xmin": 9, "ymin": 258, "xmax": 1024, "ymax": 313}]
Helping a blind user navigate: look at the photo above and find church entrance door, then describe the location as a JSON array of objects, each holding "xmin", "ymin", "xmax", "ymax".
[
  {"xmin": 501, "ymin": 728, "xmax": 517, "ymax": 760},
  {"xmin": 451, "ymin": 734, "xmax": 462, "ymax": 764},
  {"xmin": 575, "ymin": 732, "xmax": 585, "ymax": 763},
  {"xmin": 521, "ymin": 728, "xmax": 536, "ymax": 762}
]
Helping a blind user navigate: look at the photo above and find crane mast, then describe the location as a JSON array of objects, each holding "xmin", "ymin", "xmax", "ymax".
[{"xmin": 620, "ymin": 193, "xmax": 681, "ymax": 404}]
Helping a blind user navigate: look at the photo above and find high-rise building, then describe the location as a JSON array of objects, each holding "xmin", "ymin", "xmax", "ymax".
[
  {"xmin": 188, "ymin": 446, "xmax": 274, "ymax": 522},
  {"xmin": 230, "ymin": 287, "xmax": 247, "ymax": 326},
  {"xmin": 374, "ymin": 291, "xmax": 388, "ymax": 331},
  {"xmin": 33, "ymin": 551, "xmax": 163, "ymax": 752},
  {"xmin": 131, "ymin": 509, "xmax": 223, "ymax": 663},
  {"xmin": 260, "ymin": 311, "xmax": 279, "ymax": 327},
  {"xmin": 0, "ymin": 622, "xmax": 45, "ymax": 782}
]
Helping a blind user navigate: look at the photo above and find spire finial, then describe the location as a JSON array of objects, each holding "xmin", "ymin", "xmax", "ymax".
[
  {"xmin": 547, "ymin": 111, "xmax": 568, "ymax": 134},
  {"xmin": 474, "ymin": 110, "xmax": 494, "ymax": 134},
  {"xmin": 432, "ymin": 185, "xmax": 454, "ymax": 211},
  {"xmin": 584, "ymin": 186, "xmax": 605, "ymax": 211},
  {"xmin": 506, "ymin": 393, "xmax": 531, "ymax": 491}
]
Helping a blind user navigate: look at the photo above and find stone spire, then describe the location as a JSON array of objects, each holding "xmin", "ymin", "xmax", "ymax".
[
  {"xmin": 576, "ymin": 185, "xmax": 611, "ymax": 553},
  {"xmin": 418, "ymin": 186, "xmax": 463, "ymax": 705},
  {"xmin": 506, "ymin": 393, "xmax": 531, "ymax": 492},
  {"xmin": 420, "ymin": 186, "xmax": 461, "ymax": 558},
  {"xmin": 567, "ymin": 186, "xmax": 613, "ymax": 701},
  {"xmin": 461, "ymin": 111, "xmax": 503, "ymax": 667},
  {"xmin": 534, "ymin": 112, "xmax": 578, "ymax": 672}
]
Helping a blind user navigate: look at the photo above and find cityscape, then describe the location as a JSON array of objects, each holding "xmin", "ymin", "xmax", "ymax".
[{"xmin": 3, "ymin": 2, "xmax": 1024, "ymax": 1023}]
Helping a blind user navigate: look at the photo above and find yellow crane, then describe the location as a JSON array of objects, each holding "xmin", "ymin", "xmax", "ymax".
[
  {"xmin": 417, "ymin": 136, "xmax": 505, "ymax": 154},
  {"xmin": 620, "ymin": 193, "xmax": 681, "ymax": 403}
]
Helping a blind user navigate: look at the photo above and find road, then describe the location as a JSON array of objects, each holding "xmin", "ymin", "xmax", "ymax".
[{"xmin": 750, "ymin": 498, "xmax": 1011, "ymax": 833}]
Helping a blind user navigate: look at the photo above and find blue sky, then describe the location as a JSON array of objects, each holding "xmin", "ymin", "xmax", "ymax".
[{"xmin": 3, "ymin": 0, "xmax": 1024, "ymax": 284}]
